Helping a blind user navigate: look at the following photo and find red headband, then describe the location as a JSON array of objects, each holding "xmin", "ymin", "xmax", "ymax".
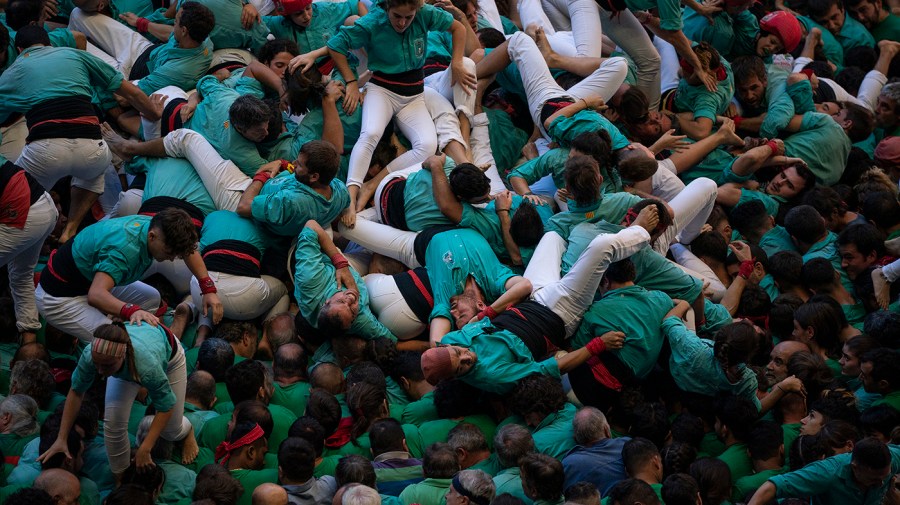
[{"xmin": 215, "ymin": 424, "xmax": 265, "ymax": 465}]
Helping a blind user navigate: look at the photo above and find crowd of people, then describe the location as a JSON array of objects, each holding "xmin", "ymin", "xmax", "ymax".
[{"xmin": 1, "ymin": 0, "xmax": 900, "ymax": 502}]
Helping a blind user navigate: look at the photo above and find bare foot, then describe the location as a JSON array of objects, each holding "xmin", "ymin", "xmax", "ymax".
[
  {"xmin": 170, "ymin": 301, "xmax": 194, "ymax": 340},
  {"xmin": 521, "ymin": 142, "xmax": 539, "ymax": 160},
  {"xmin": 717, "ymin": 118, "xmax": 745, "ymax": 147},
  {"xmin": 632, "ymin": 205, "xmax": 660, "ymax": 234},
  {"xmin": 181, "ymin": 428, "xmax": 199, "ymax": 465},
  {"xmin": 101, "ymin": 122, "xmax": 136, "ymax": 161},
  {"xmin": 341, "ymin": 207, "xmax": 357, "ymax": 229},
  {"xmin": 532, "ymin": 27, "xmax": 558, "ymax": 67}
]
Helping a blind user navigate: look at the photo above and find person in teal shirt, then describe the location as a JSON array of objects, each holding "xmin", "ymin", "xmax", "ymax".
[
  {"xmin": 39, "ymin": 323, "xmax": 201, "ymax": 477},
  {"xmin": 267, "ymin": 0, "xmax": 365, "ymax": 73},
  {"xmin": 682, "ymin": 0, "xmax": 759, "ymax": 60},
  {"xmin": 846, "ymin": 0, "xmax": 900, "ymax": 41},
  {"xmin": 807, "ymin": 0, "xmax": 876, "ymax": 54},
  {"xmin": 672, "ymin": 43, "xmax": 735, "ymax": 140},
  {"xmin": 746, "ymin": 438, "xmax": 900, "ymax": 505},
  {"xmin": 120, "ymin": 156, "xmax": 217, "ymax": 218},
  {"xmin": 35, "ymin": 211, "xmax": 222, "ymax": 344},
  {"xmin": 177, "ymin": 0, "xmax": 269, "ymax": 52},
  {"xmin": 510, "ymin": 375, "xmax": 576, "ymax": 460}
]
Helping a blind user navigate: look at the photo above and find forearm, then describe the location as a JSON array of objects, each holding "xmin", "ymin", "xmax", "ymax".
[
  {"xmin": 679, "ymin": 117, "xmax": 714, "ymax": 140},
  {"xmin": 431, "ymin": 163, "xmax": 463, "ymax": 222},
  {"xmin": 491, "ymin": 277, "xmax": 532, "ymax": 312},
  {"xmin": 245, "ymin": 61, "xmax": 285, "ymax": 93},
  {"xmin": 657, "ymin": 28, "xmax": 703, "ymax": 70},
  {"xmin": 732, "ymin": 145, "xmax": 774, "ymax": 177},
  {"xmin": 556, "ymin": 347, "xmax": 592, "ymax": 374},
  {"xmin": 509, "ymin": 176, "xmax": 532, "ymax": 196},
  {"xmin": 747, "ymin": 482, "xmax": 777, "ymax": 505},
  {"xmin": 719, "ymin": 275, "xmax": 746, "ymax": 316},
  {"xmin": 87, "ymin": 285, "xmax": 130, "ymax": 315},
  {"xmin": 429, "ymin": 317, "xmax": 452, "ymax": 346},
  {"xmin": 449, "ymin": 20, "xmax": 467, "ymax": 65},
  {"xmin": 737, "ymin": 115, "xmax": 764, "ymax": 133},
  {"xmin": 141, "ymin": 409, "xmax": 174, "ymax": 451},
  {"xmin": 183, "ymin": 250, "xmax": 210, "ymax": 280},
  {"xmin": 329, "ymin": 49, "xmax": 356, "ymax": 82},
  {"xmin": 145, "ymin": 21, "xmax": 174, "ymax": 42},
  {"xmin": 307, "ymin": 220, "xmax": 343, "ymax": 258},
  {"xmin": 497, "ymin": 211, "xmax": 522, "ymax": 265},
  {"xmin": 543, "ymin": 100, "xmax": 588, "ymax": 130},
  {"xmin": 117, "ymin": 81, "xmax": 160, "ymax": 121},
  {"xmin": 236, "ymin": 181, "xmax": 262, "ymax": 217},
  {"xmin": 668, "ymin": 129, "xmax": 728, "ymax": 172},
  {"xmin": 321, "ymin": 97, "xmax": 344, "ymax": 152}
]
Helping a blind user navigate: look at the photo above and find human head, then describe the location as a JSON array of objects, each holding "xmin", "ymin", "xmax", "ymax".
[
  {"xmin": 688, "ymin": 459, "xmax": 731, "ymax": 505},
  {"xmin": 175, "ymin": 2, "xmax": 215, "ymax": 43},
  {"xmin": 286, "ymin": 66, "xmax": 326, "ymax": 115},
  {"xmin": 661, "ymin": 474, "xmax": 700, "ymax": 505},
  {"xmin": 713, "ymin": 394, "xmax": 757, "ymax": 444},
  {"xmin": 104, "ymin": 486, "xmax": 154, "ymax": 505},
  {"xmin": 256, "ymin": 39, "xmax": 300, "ymax": 75},
  {"xmin": 767, "ymin": 251, "xmax": 804, "ymax": 293},
  {"xmin": 90, "ymin": 324, "xmax": 137, "ymax": 381},
  {"xmin": 712, "ymin": 322, "xmax": 759, "ymax": 378},
  {"xmin": 840, "ymin": 335, "xmax": 880, "ymax": 377},
  {"xmin": 793, "ymin": 300, "xmax": 843, "ymax": 356},
  {"xmin": 837, "ymin": 223, "xmax": 884, "ymax": 280},
  {"xmin": 850, "ymin": 437, "xmax": 893, "ymax": 490},
  {"xmin": 251, "ymin": 484, "xmax": 287, "ymax": 505},
  {"xmin": 747, "ymin": 420, "xmax": 785, "ymax": 465},
  {"xmin": 193, "ymin": 463, "xmax": 244, "ymax": 505},
  {"xmin": 229, "ymin": 95, "xmax": 271, "ymax": 143},
  {"xmin": 449, "ymin": 163, "xmax": 491, "ymax": 204},
  {"xmin": 318, "ymin": 289, "xmax": 361, "ymax": 335},
  {"xmin": 265, "ymin": 313, "xmax": 297, "ymax": 352},
  {"xmin": 310, "ymin": 362, "xmax": 346, "ymax": 395},
  {"xmin": 829, "ymin": 102, "xmax": 876, "ymax": 143},
  {"xmin": 421, "ymin": 346, "xmax": 476, "ymax": 385},
  {"xmin": 875, "ymin": 136, "xmax": 900, "ymax": 183},
  {"xmin": 572, "ymin": 407, "xmax": 611, "ymax": 446},
  {"xmin": 570, "ymin": 130, "xmax": 614, "ymax": 173},
  {"xmin": 197, "ymin": 338, "xmax": 235, "ymax": 382},
  {"xmin": 297, "ymin": 140, "xmax": 341, "ymax": 187},
  {"xmin": 801, "ymin": 389, "xmax": 860, "ymax": 435},
  {"xmin": 861, "ymin": 191, "xmax": 900, "ymax": 233},
  {"xmin": 860, "ymin": 348, "xmax": 900, "ymax": 395},
  {"xmin": 220, "ymin": 421, "xmax": 268, "ymax": 469},
  {"xmin": 844, "ymin": 0, "xmax": 884, "ymax": 29},
  {"xmin": 278, "ymin": 437, "xmax": 316, "ymax": 485},
  {"xmin": 808, "ymin": 0, "xmax": 846, "ymax": 35},
  {"xmin": 215, "ymin": 321, "xmax": 259, "ymax": 360},
  {"xmin": 494, "ymin": 424, "xmax": 535, "ymax": 468},
  {"xmin": 340, "ymin": 485, "xmax": 381, "ymax": 505},
  {"xmin": 423, "ymin": 443, "xmax": 460, "ymax": 478},
  {"xmin": 369, "ymin": 418, "xmax": 406, "ymax": 457},
  {"xmin": 817, "ymin": 419, "xmax": 860, "ymax": 456},
  {"xmin": 382, "ymin": 0, "xmax": 423, "ymax": 33},
  {"xmin": 5, "ymin": 0, "xmax": 46, "ymax": 29},
  {"xmin": 731, "ymin": 56, "xmax": 768, "ymax": 108},
  {"xmin": 864, "ymin": 310, "xmax": 900, "ymax": 348},
  {"xmin": 785, "ymin": 205, "xmax": 828, "ymax": 251},
  {"xmin": 616, "ymin": 147, "xmax": 659, "ymax": 187},
  {"xmin": 288, "ymin": 416, "xmax": 327, "ymax": 457},
  {"xmin": 448, "ymin": 422, "xmax": 490, "ymax": 469},
  {"xmin": 186, "ymin": 370, "xmax": 217, "ymax": 411},
  {"xmin": 14, "ymin": 24, "xmax": 50, "ymax": 50},
  {"xmin": 757, "ymin": 11, "xmax": 802, "ymax": 56},
  {"xmin": 38, "ymin": 415, "xmax": 84, "ymax": 472},
  {"xmin": 346, "ymin": 382, "xmax": 388, "ymax": 441},
  {"xmin": 800, "ymin": 257, "xmax": 842, "ymax": 294},
  {"xmin": 605, "ymin": 479, "xmax": 661, "ymax": 505},
  {"xmin": 9, "ymin": 359, "xmax": 54, "ymax": 409},
  {"xmin": 766, "ymin": 340, "xmax": 810, "ymax": 384},
  {"xmin": 876, "ymin": 83, "xmax": 900, "ymax": 129},
  {"xmin": 786, "ymin": 351, "xmax": 834, "ymax": 402},
  {"xmin": 509, "ymin": 374, "xmax": 566, "ymax": 428},
  {"xmin": 274, "ymin": 343, "xmax": 309, "ymax": 383},
  {"xmin": 34, "ymin": 469, "xmax": 81, "ymax": 505},
  {"xmin": 623, "ymin": 437, "xmax": 662, "ymax": 482},
  {"xmin": 335, "ymin": 455, "xmax": 377, "ymax": 488},
  {"xmin": 147, "ymin": 208, "xmax": 199, "ymax": 262},
  {"xmin": 433, "ymin": 379, "xmax": 482, "ymax": 419},
  {"xmin": 729, "ymin": 200, "xmax": 773, "ymax": 243},
  {"xmin": 564, "ymin": 155, "xmax": 603, "ymax": 207},
  {"xmin": 225, "ymin": 359, "xmax": 269, "ymax": 405},
  {"xmin": 860, "ymin": 405, "xmax": 900, "ymax": 442},
  {"xmin": 519, "ymin": 453, "xmax": 564, "ymax": 502},
  {"xmin": 510, "ymin": 202, "xmax": 546, "ymax": 249}
]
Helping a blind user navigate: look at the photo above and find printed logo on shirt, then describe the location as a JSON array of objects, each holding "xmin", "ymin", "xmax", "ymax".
[
  {"xmin": 442, "ymin": 251, "xmax": 454, "ymax": 268},
  {"xmin": 223, "ymin": 120, "xmax": 230, "ymax": 129},
  {"xmin": 414, "ymin": 38, "xmax": 425, "ymax": 58}
]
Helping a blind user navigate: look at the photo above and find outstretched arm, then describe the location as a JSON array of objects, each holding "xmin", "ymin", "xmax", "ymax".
[{"xmin": 426, "ymin": 154, "xmax": 465, "ymax": 224}]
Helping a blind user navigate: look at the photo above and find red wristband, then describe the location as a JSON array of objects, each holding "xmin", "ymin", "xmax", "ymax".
[
  {"xmin": 120, "ymin": 303, "xmax": 141, "ymax": 319},
  {"xmin": 198, "ymin": 276, "xmax": 217, "ymax": 294},
  {"xmin": 331, "ymin": 253, "xmax": 349, "ymax": 270},
  {"xmin": 732, "ymin": 115, "xmax": 744, "ymax": 129},
  {"xmin": 481, "ymin": 306, "xmax": 498, "ymax": 320},
  {"xmin": 252, "ymin": 172, "xmax": 272, "ymax": 185},
  {"xmin": 586, "ymin": 337, "xmax": 607, "ymax": 355},
  {"xmin": 738, "ymin": 259, "xmax": 756, "ymax": 279},
  {"xmin": 136, "ymin": 17, "xmax": 150, "ymax": 33},
  {"xmin": 765, "ymin": 140, "xmax": 780, "ymax": 156}
]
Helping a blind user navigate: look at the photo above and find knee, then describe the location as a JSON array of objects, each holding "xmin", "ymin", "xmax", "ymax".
[
  {"xmin": 414, "ymin": 134, "xmax": 439, "ymax": 155},
  {"xmin": 507, "ymin": 31, "xmax": 530, "ymax": 55},
  {"xmin": 638, "ymin": 48, "xmax": 661, "ymax": 69},
  {"xmin": 462, "ymin": 57, "xmax": 477, "ymax": 76}
]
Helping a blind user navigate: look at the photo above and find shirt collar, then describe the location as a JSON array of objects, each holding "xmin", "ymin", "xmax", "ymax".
[{"xmin": 374, "ymin": 451, "xmax": 411, "ymax": 462}]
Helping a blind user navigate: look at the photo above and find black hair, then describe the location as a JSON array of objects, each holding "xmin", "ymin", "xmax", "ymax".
[
  {"xmin": 730, "ymin": 200, "xmax": 770, "ymax": 241},
  {"xmin": 564, "ymin": 482, "xmax": 599, "ymax": 504},
  {"xmin": 256, "ymin": 38, "xmax": 300, "ymax": 65},
  {"xmin": 121, "ymin": 462, "xmax": 166, "ymax": 495},
  {"xmin": 604, "ymin": 259, "xmax": 637, "ymax": 284},
  {"xmin": 39, "ymin": 414, "xmax": 83, "ymax": 469},
  {"xmin": 192, "ymin": 464, "xmax": 245, "ymax": 505},
  {"xmin": 186, "ymin": 371, "xmax": 217, "ymax": 409},
  {"xmin": 564, "ymin": 155, "xmax": 601, "ymax": 206},
  {"xmin": 800, "ymin": 257, "xmax": 840, "ymax": 293},
  {"xmin": 622, "ymin": 437, "xmax": 659, "ymax": 477},
  {"xmin": 861, "ymin": 348, "xmax": 900, "ymax": 390},
  {"xmin": 713, "ymin": 321, "xmax": 759, "ymax": 370},
  {"xmin": 789, "ymin": 434, "xmax": 827, "ymax": 471},
  {"xmin": 149, "ymin": 207, "xmax": 199, "ymax": 258},
  {"xmin": 288, "ymin": 416, "xmax": 326, "ymax": 456},
  {"xmin": 689, "ymin": 231, "xmax": 728, "ymax": 263},
  {"xmin": 769, "ymin": 294, "xmax": 805, "ymax": 340},
  {"xmin": 806, "ymin": 0, "xmax": 841, "ymax": 18},
  {"xmin": 346, "ymin": 382, "xmax": 387, "ymax": 442},
  {"xmin": 197, "ymin": 338, "xmax": 235, "ymax": 382},
  {"xmin": 860, "ymin": 405, "xmax": 900, "ymax": 438},
  {"xmin": 731, "ymin": 55, "xmax": 768, "ymax": 84},
  {"xmin": 14, "ymin": 25, "xmax": 50, "ymax": 48},
  {"xmin": 817, "ymin": 419, "xmax": 860, "ymax": 456},
  {"xmin": 234, "ymin": 400, "xmax": 274, "ymax": 439},
  {"xmin": 434, "ymin": 379, "xmax": 483, "ymax": 418},
  {"xmin": 178, "ymin": 1, "xmax": 215, "ymax": 42},
  {"xmin": 851, "ymin": 437, "xmax": 891, "ymax": 469},
  {"xmin": 661, "ymin": 442, "xmax": 697, "ymax": 478},
  {"xmin": 520, "ymin": 453, "xmax": 565, "ymax": 501},
  {"xmin": 785, "ymin": 205, "xmax": 827, "ymax": 245},
  {"xmin": 5, "ymin": 488, "xmax": 53, "ymax": 505},
  {"xmin": 476, "ymin": 27, "xmax": 506, "ymax": 48},
  {"xmin": 661, "ymin": 474, "xmax": 700, "ymax": 505},
  {"xmin": 335, "ymin": 454, "xmax": 376, "ymax": 487},
  {"xmin": 810, "ymin": 388, "xmax": 860, "ymax": 426},
  {"xmin": 304, "ymin": 390, "xmax": 341, "ymax": 441},
  {"xmin": 747, "ymin": 420, "xmax": 783, "ymax": 461},
  {"xmin": 863, "ymin": 310, "xmax": 900, "ymax": 348},
  {"xmin": 670, "ymin": 413, "xmax": 705, "ymax": 449},
  {"xmin": 786, "ymin": 352, "xmax": 834, "ymax": 402},
  {"xmin": 837, "ymin": 222, "xmax": 885, "ymax": 257},
  {"xmin": 300, "ymin": 140, "xmax": 341, "ymax": 185},
  {"xmin": 510, "ymin": 202, "xmax": 545, "ymax": 247},
  {"xmin": 422, "ymin": 443, "xmax": 460, "ymax": 478},
  {"xmin": 714, "ymin": 394, "xmax": 758, "ymax": 443},
  {"xmin": 605, "ymin": 479, "xmax": 660, "ymax": 505},
  {"xmin": 225, "ymin": 360, "xmax": 267, "ymax": 405},
  {"xmin": 346, "ymin": 361, "xmax": 387, "ymax": 391},
  {"xmin": 794, "ymin": 300, "xmax": 843, "ymax": 355},
  {"xmin": 509, "ymin": 374, "xmax": 566, "ymax": 418},
  {"xmin": 630, "ymin": 402, "xmax": 669, "ymax": 450},
  {"xmin": 449, "ymin": 163, "xmax": 490, "ymax": 201},
  {"xmin": 273, "ymin": 343, "xmax": 309, "ymax": 382},
  {"xmin": 767, "ymin": 251, "xmax": 804, "ymax": 291},
  {"xmin": 229, "ymin": 95, "xmax": 271, "ymax": 132},
  {"xmin": 278, "ymin": 437, "xmax": 317, "ymax": 483},
  {"xmin": 390, "ymin": 351, "xmax": 425, "ymax": 382},
  {"xmin": 369, "ymin": 418, "xmax": 405, "ymax": 456},
  {"xmin": 842, "ymin": 101, "xmax": 877, "ymax": 143},
  {"xmin": 861, "ymin": 191, "xmax": 900, "ymax": 231},
  {"xmin": 5, "ymin": 0, "xmax": 42, "ymax": 30},
  {"xmin": 286, "ymin": 66, "xmax": 326, "ymax": 115},
  {"xmin": 570, "ymin": 130, "xmax": 614, "ymax": 171},
  {"xmin": 689, "ymin": 458, "xmax": 731, "ymax": 505},
  {"xmin": 104, "ymin": 485, "xmax": 154, "ymax": 505}
]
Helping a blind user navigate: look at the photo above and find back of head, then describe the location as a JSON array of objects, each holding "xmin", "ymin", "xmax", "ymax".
[
  {"xmin": 564, "ymin": 155, "xmax": 601, "ymax": 206},
  {"xmin": 449, "ymin": 163, "xmax": 490, "ymax": 201},
  {"xmin": 605, "ymin": 479, "xmax": 661, "ymax": 505},
  {"xmin": 448, "ymin": 422, "xmax": 489, "ymax": 454},
  {"xmin": 455, "ymin": 469, "xmax": 496, "ymax": 505},
  {"xmin": 800, "ymin": 258, "xmax": 839, "ymax": 293},
  {"xmin": 786, "ymin": 351, "xmax": 833, "ymax": 400},
  {"xmin": 615, "ymin": 149, "xmax": 658, "ymax": 185},
  {"xmin": 817, "ymin": 419, "xmax": 860, "ymax": 456},
  {"xmin": 6, "ymin": 488, "xmax": 54, "ymax": 505},
  {"xmin": 274, "ymin": 343, "xmax": 308, "ymax": 382},
  {"xmin": 861, "ymin": 191, "xmax": 900, "ymax": 230},
  {"xmin": 234, "ymin": 400, "xmax": 275, "ymax": 439},
  {"xmin": 494, "ymin": 424, "xmax": 535, "ymax": 468},
  {"xmin": 712, "ymin": 322, "xmax": 759, "ymax": 370},
  {"xmin": 747, "ymin": 420, "xmax": 783, "ymax": 462},
  {"xmin": 39, "ymin": 415, "xmax": 82, "ymax": 470},
  {"xmin": 288, "ymin": 416, "xmax": 326, "ymax": 456},
  {"xmin": 278, "ymin": 437, "xmax": 316, "ymax": 484},
  {"xmin": 851, "ymin": 436, "xmax": 890, "ymax": 470},
  {"xmin": 34, "ymin": 468, "xmax": 80, "ymax": 505},
  {"xmin": 369, "ymin": 418, "xmax": 405, "ymax": 457},
  {"xmin": 563, "ymin": 482, "xmax": 599, "ymax": 505},
  {"xmin": 519, "ymin": 453, "xmax": 564, "ymax": 502},
  {"xmin": 310, "ymin": 362, "xmax": 346, "ymax": 395},
  {"xmin": 630, "ymin": 402, "xmax": 669, "ymax": 450},
  {"xmin": 841, "ymin": 101, "xmax": 876, "ymax": 143},
  {"xmin": 861, "ymin": 348, "xmax": 900, "ymax": 391},
  {"xmin": 346, "ymin": 382, "xmax": 388, "ymax": 441},
  {"xmin": 198, "ymin": 339, "xmax": 235, "ymax": 382},
  {"xmin": 731, "ymin": 55, "xmax": 767, "ymax": 84},
  {"xmin": 300, "ymin": 140, "xmax": 341, "ymax": 185},
  {"xmin": 622, "ymin": 437, "xmax": 659, "ymax": 477},
  {"xmin": 346, "ymin": 361, "xmax": 387, "ymax": 391},
  {"xmin": 689, "ymin": 458, "xmax": 731, "ymax": 505},
  {"xmin": 105, "ymin": 485, "xmax": 154, "ymax": 505},
  {"xmin": 149, "ymin": 208, "xmax": 199, "ymax": 258},
  {"xmin": 510, "ymin": 202, "xmax": 545, "ymax": 248},
  {"xmin": 390, "ymin": 351, "xmax": 425, "ymax": 384},
  {"xmin": 784, "ymin": 205, "xmax": 826, "ymax": 245},
  {"xmin": 509, "ymin": 374, "xmax": 566, "ymax": 418},
  {"xmin": 794, "ymin": 300, "xmax": 843, "ymax": 354},
  {"xmin": 225, "ymin": 360, "xmax": 267, "ymax": 405},
  {"xmin": 570, "ymin": 130, "xmax": 613, "ymax": 172},
  {"xmin": 10, "ymin": 359, "xmax": 54, "ymax": 409},
  {"xmin": 603, "ymin": 259, "xmax": 636, "ymax": 285},
  {"xmin": 5, "ymin": 0, "xmax": 42, "ymax": 30},
  {"xmin": 14, "ymin": 25, "xmax": 50, "ymax": 49},
  {"xmin": 689, "ymin": 231, "xmax": 727, "ymax": 263},
  {"xmin": 304, "ymin": 389, "xmax": 341, "ymax": 437},
  {"xmin": 661, "ymin": 442, "xmax": 698, "ymax": 478},
  {"xmin": 423, "ymin": 443, "xmax": 460, "ymax": 478},
  {"xmin": 178, "ymin": 1, "xmax": 215, "ymax": 42},
  {"xmin": 251, "ymin": 484, "xmax": 288, "ymax": 505},
  {"xmin": 341, "ymin": 485, "xmax": 381, "ymax": 505},
  {"xmin": 229, "ymin": 95, "xmax": 271, "ymax": 132},
  {"xmin": 0, "ymin": 394, "xmax": 39, "ymax": 437},
  {"xmin": 336, "ymin": 455, "xmax": 376, "ymax": 488},
  {"xmin": 729, "ymin": 200, "xmax": 770, "ymax": 240},
  {"xmin": 863, "ymin": 310, "xmax": 900, "ymax": 348},
  {"xmin": 186, "ymin": 370, "xmax": 217, "ymax": 410},
  {"xmin": 193, "ymin": 464, "xmax": 245, "ymax": 505},
  {"xmin": 810, "ymin": 388, "xmax": 860, "ymax": 427},
  {"xmin": 573, "ymin": 406, "xmax": 609, "ymax": 446},
  {"xmin": 121, "ymin": 462, "xmax": 165, "ymax": 497},
  {"xmin": 661, "ymin": 474, "xmax": 699, "ymax": 505}
]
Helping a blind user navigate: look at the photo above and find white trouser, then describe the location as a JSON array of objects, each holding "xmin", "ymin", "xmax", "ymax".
[
  {"xmin": 507, "ymin": 32, "xmax": 627, "ymax": 138},
  {"xmin": 17, "ymin": 137, "xmax": 111, "ymax": 193},
  {"xmin": 211, "ymin": 48, "xmax": 254, "ymax": 68},
  {"xmin": 346, "ymin": 84, "xmax": 438, "ymax": 189},
  {"xmin": 142, "ymin": 86, "xmax": 190, "ymax": 141},
  {"xmin": 144, "ymin": 258, "xmax": 193, "ymax": 297},
  {"xmin": 0, "ymin": 193, "xmax": 57, "ymax": 333},
  {"xmin": 471, "ymin": 112, "xmax": 507, "ymax": 195},
  {"xmin": 526, "ymin": 226, "xmax": 651, "ymax": 336},
  {"xmin": 478, "ymin": 0, "xmax": 505, "ymax": 31},
  {"xmin": 0, "ymin": 116, "xmax": 27, "ymax": 162},
  {"xmin": 670, "ymin": 243, "xmax": 726, "ymax": 302},
  {"xmin": 655, "ymin": 36, "xmax": 681, "ymax": 94},
  {"xmin": 163, "ymin": 129, "xmax": 251, "ymax": 211},
  {"xmin": 423, "ymin": 87, "xmax": 466, "ymax": 152},
  {"xmin": 793, "ymin": 57, "xmax": 886, "ymax": 112},
  {"xmin": 249, "ymin": 0, "xmax": 275, "ymax": 15},
  {"xmin": 653, "ymin": 177, "xmax": 717, "ymax": 256},
  {"xmin": 98, "ymin": 165, "xmax": 123, "ymax": 216},
  {"xmin": 517, "ymin": 0, "xmax": 578, "ymax": 57},
  {"xmin": 69, "ymin": 8, "xmax": 154, "ymax": 79},
  {"xmin": 340, "ymin": 208, "xmax": 422, "ymax": 269},
  {"xmin": 652, "ymin": 159, "xmax": 686, "ymax": 202},
  {"xmin": 372, "ymin": 164, "xmax": 420, "ymax": 223},
  {"xmin": 109, "ymin": 188, "xmax": 144, "ymax": 218},
  {"xmin": 600, "ymin": 9, "xmax": 661, "ymax": 109},
  {"xmin": 190, "ymin": 272, "xmax": 289, "ymax": 327},
  {"xmin": 535, "ymin": 0, "xmax": 604, "ymax": 58},
  {"xmin": 424, "ymin": 58, "xmax": 478, "ymax": 121},
  {"xmin": 105, "ymin": 346, "xmax": 192, "ymax": 474},
  {"xmin": 364, "ymin": 273, "xmax": 426, "ymax": 340},
  {"xmin": 35, "ymin": 282, "xmax": 161, "ymax": 344}
]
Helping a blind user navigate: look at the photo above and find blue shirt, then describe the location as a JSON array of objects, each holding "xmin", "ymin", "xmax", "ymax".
[{"xmin": 562, "ymin": 437, "xmax": 630, "ymax": 495}]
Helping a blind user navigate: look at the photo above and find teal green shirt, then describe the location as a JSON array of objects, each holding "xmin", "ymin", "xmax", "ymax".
[
  {"xmin": 186, "ymin": 75, "xmax": 269, "ymax": 176},
  {"xmin": 485, "ymin": 107, "xmax": 528, "ymax": 173},
  {"xmin": 547, "ymin": 192, "xmax": 642, "ymax": 241},
  {"xmin": 157, "ymin": 460, "xmax": 196, "ymax": 505},
  {"xmin": 733, "ymin": 468, "xmax": 782, "ymax": 502},
  {"xmin": 199, "ymin": 210, "xmax": 271, "ymax": 257},
  {"xmin": 294, "ymin": 227, "xmax": 395, "ymax": 340},
  {"xmin": 626, "ymin": 0, "xmax": 682, "ymax": 30},
  {"xmin": 251, "ymin": 172, "xmax": 350, "ymax": 237},
  {"xmin": 124, "ymin": 156, "xmax": 217, "ymax": 216},
  {"xmin": 232, "ymin": 469, "xmax": 279, "ymax": 505},
  {"xmin": 400, "ymin": 391, "xmax": 437, "ymax": 426},
  {"xmin": 798, "ymin": 16, "xmax": 845, "ymax": 69},
  {"xmin": 675, "ymin": 58, "xmax": 735, "ymax": 122},
  {"xmin": 137, "ymin": 36, "xmax": 213, "ymax": 95},
  {"xmin": 758, "ymin": 225, "xmax": 797, "ymax": 257},
  {"xmin": 399, "ymin": 477, "xmax": 451, "ymax": 505},
  {"xmin": 327, "ymin": 3, "xmax": 453, "ymax": 75},
  {"xmin": 509, "ymin": 148, "xmax": 570, "ymax": 191},
  {"xmin": 769, "ymin": 446, "xmax": 900, "ymax": 505},
  {"xmin": 441, "ymin": 319, "xmax": 560, "ymax": 395},
  {"xmin": 802, "ymin": 231, "xmax": 854, "ymax": 293},
  {"xmin": 0, "ymin": 46, "xmax": 123, "ymax": 118},
  {"xmin": 835, "ymin": 15, "xmax": 876, "ymax": 52},
  {"xmin": 547, "ymin": 110, "xmax": 630, "ymax": 150},
  {"xmin": 493, "ymin": 468, "xmax": 532, "ymax": 505},
  {"xmin": 872, "ymin": 13, "xmax": 900, "ymax": 41},
  {"xmin": 72, "ymin": 324, "xmax": 177, "ymax": 411},
  {"xmin": 272, "ymin": 380, "xmax": 312, "ymax": 418},
  {"xmin": 264, "ymin": 1, "xmax": 358, "ymax": 55},
  {"xmin": 572, "ymin": 285, "xmax": 673, "ymax": 378},
  {"xmin": 297, "ymin": 102, "xmax": 363, "ymax": 160},
  {"xmin": 682, "ymin": 7, "xmax": 758, "ymax": 60},
  {"xmin": 425, "ymin": 229, "xmax": 517, "ymax": 324},
  {"xmin": 71, "ymin": 216, "xmax": 153, "ymax": 287},
  {"xmin": 417, "ymin": 415, "xmax": 497, "ymax": 448},
  {"xmin": 662, "ymin": 316, "xmax": 761, "ymax": 410},
  {"xmin": 533, "ymin": 402, "xmax": 576, "ymax": 460},
  {"xmin": 182, "ymin": 0, "xmax": 269, "ymax": 51},
  {"xmin": 784, "ymin": 112, "xmax": 851, "ymax": 186},
  {"xmin": 184, "ymin": 402, "xmax": 219, "ymax": 436},
  {"xmin": 717, "ymin": 442, "xmax": 754, "ymax": 484}
]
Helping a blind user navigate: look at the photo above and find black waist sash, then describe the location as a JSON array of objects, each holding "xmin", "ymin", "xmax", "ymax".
[{"xmin": 491, "ymin": 301, "xmax": 566, "ymax": 360}]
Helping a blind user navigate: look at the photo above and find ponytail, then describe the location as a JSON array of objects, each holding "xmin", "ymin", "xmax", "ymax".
[
  {"xmin": 94, "ymin": 323, "xmax": 140, "ymax": 383},
  {"xmin": 346, "ymin": 382, "xmax": 388, "ymax": 445}
]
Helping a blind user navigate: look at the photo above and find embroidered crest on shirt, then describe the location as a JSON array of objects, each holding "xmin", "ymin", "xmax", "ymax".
[
  {"xmin": 442, "ymin": 251, "xmax": 454, "ymax": 267},
  {"xmin": 414, "ymin": 38, "xmax": 425, "ymax": 58}
]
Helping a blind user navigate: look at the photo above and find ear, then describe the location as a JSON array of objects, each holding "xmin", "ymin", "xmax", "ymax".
[
  {"xmin": 402, "ymin": 439, "xmax": 409, "ymax": 452},
  {"xmin": 399, "ymin": 376, "xmax": 411, "ymax": 392},
  {"xmin": 257, "ymin": 386, "xmax": 266, "ymax": 401},
  {"xmin": 309, "ymin": 172, "xmax": 320, "ymax": 183}
]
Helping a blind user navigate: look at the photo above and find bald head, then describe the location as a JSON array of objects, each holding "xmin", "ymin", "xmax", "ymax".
[
  {"xmin": 274, "ymin": 343, "xmax": 307, "ymax": 382},
  {"xmin": 766, "ymin": 340, "xmax": 810, "ymax": 384},
  {"xmin": 251, "ymin": 484, "xmax": 288, "ymax": 505},
  {"xmin": 573, "ymin": 407, "xmax": 611, "ymax": 446},
  {"xmin": 267, "ymin": 313, "xmax": 297, "ymax": 350},
  {"xmin": 186, "ymin": 370, "xmax": 217, "ymax": 410},
  {"xmin": 34, "ymin": 469, "xmax": 81, "ymax": 505},
  {"xmin": 310, "ymin": 362, "xmax": 345, "ymax": 395}
]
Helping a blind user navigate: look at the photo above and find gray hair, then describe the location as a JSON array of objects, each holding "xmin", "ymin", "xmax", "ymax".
[
  {"xmin": 494, "ymin": 424, "xmax": 534, "ymax": 468},
  {"xmin": 136, "ymin": 416, "xmax": 173, "ymax": 460},
  {"xmin": 0, "ymin": 394, "xmax": 39, "ymax": 436},
  {"xmin": 342, "ymin": 485, "xmax": 381, "ymax": 505},
  {"xmin": 573, "ymin": 407, "xmax": 610, "ymax": 446},
  {"xmin": 448, "ymin": 423, "xmax": 489, "ymax": 453},
  {"xmin": 455, "ymin": 470, "xmax": 495, "ymax": 503},
  {"xmin": 267, "ymin": 313, "xmax": 297, "ymax": 350},
  {"xmin": 10, "ymin": 360, "xmax": 54, "ymax": 408},
  {"xmin": 882, "ymin": 82, "xmax": 900, "ymax": 105}
]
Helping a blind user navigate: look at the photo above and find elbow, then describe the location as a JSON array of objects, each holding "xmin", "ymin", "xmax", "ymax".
[{"xmin": 236, "ymin": 201, "xmax": 252, "ymax": 217}]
